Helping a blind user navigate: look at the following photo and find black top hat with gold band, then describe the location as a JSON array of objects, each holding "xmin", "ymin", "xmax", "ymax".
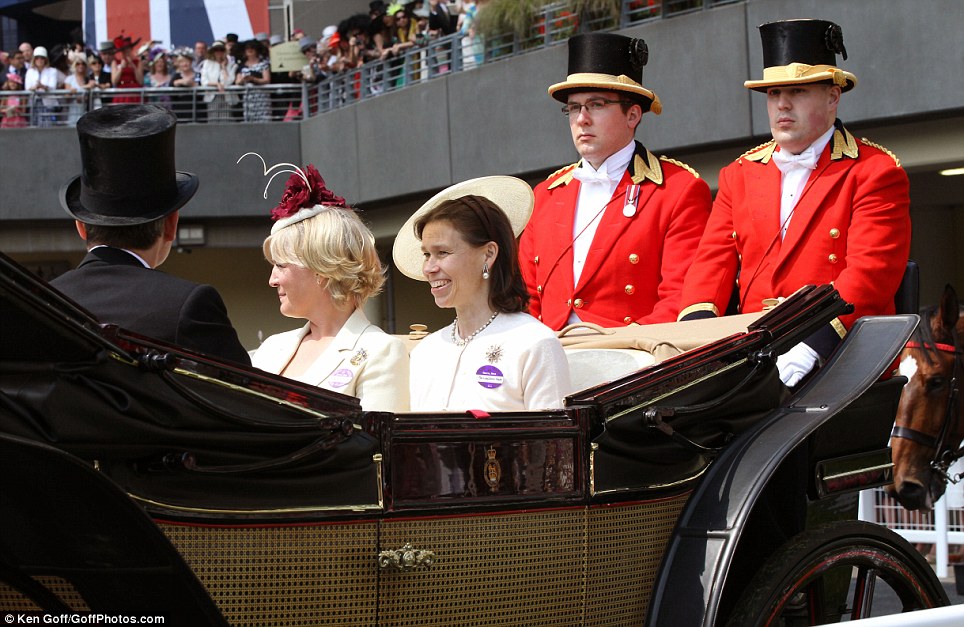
[
  {"xmin": 60, "ymin": 105, "xmax": 199, "ymax": 226},
  {"xmin": 548, "ymin": 33, "xmax": 662, "ymax": 115},
  {"xmin": 744, "ymin": 19, "xmax": 857, "ymax": 93}
]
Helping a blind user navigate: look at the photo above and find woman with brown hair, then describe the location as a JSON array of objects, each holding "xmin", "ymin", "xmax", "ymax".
[{"xmin": 394, "ymin": 176, "xmax": 571, "ymax": 411}]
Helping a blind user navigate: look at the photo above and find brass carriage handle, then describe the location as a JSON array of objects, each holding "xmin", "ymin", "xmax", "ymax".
[{"xmin": 377, "ymin": 544, "xmax": 436, "ymax": 571}]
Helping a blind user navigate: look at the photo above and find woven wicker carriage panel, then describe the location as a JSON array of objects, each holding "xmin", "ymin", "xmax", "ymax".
[
  {"xmin": 585, "ymin": 494, "xmax": 689, "ymax": 625},
  {"xmin": 0, "ymin": 577, "xmax": 90, "ymax": 612},
  {"xmin": 159, "ymin": 521, "xmax": 378, "ymax": 626},
  {"xmin": 379, "ymin": 509, "xmax": 587, "ymax": 626}
]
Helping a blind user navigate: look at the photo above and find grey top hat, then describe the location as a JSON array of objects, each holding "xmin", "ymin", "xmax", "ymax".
[{"xmin": 60, "ymin": 105, "xmax": 199, "ymax": 226}]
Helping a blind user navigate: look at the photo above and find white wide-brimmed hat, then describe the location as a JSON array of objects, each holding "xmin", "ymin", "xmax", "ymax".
[{"xmin": 392, "ymin": 176, "xmax": 534, "ymax": 281}]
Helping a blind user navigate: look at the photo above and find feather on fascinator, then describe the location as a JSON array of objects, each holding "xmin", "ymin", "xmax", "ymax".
[{"xmin": 237, "ymin": 153, "xmax": 347, "ymax": 233}]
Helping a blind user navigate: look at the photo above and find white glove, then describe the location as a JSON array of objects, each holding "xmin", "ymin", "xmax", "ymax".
[{"xmin": 776, "ymin": 342, "xmax": 820, "ymax": 387}]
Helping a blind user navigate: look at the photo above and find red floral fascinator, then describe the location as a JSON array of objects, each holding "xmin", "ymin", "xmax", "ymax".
[{"xmin": 237, "ymin": 153, "xmax": 347, "ymax": 233}]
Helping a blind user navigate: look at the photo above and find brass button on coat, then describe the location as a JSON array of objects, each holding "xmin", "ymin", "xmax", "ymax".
[
  {"xmin": 628, "ymin": 253, "xmax": 639, "ymax": 264},
  {"xmin": 828, "ymin": 253, "xmax": 838, "ymax": 264},
  {"xmin": 624, "ymin": 285, "xmax": 635, "ymax": 295},
  {"xmin": 566, "ymin": 298, "xmax": 572, "ymax": 307},
  {"xmin": 623, "ymin": 316, "xmax": 632, "ymax": 324},
  {"xmin": 573, "ymin": 298, "xmax": 584, "ymax": 308},
  {"xmin": 536, "ymin": 285, "xmax": 543, "ymax": 294},
  {"xmin": 829, "ymin": 228, "xmax": 840, "ymax": 239},
  {"xmin": 534, "ymin": 256, "xmax": 540, "ymax": 264},
  {"xmin": 731, "ymin": 231, "xmax": 737, "ymax": 239}
]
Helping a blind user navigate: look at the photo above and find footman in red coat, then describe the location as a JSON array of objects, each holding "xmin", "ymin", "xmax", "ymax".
[
  {"xmin": 678, "ymin": 19, "xmax": 910, "ymax": 386},
  {"xmin": 520, "ymin": 33, "xmax": 711, "ymax": 330}
]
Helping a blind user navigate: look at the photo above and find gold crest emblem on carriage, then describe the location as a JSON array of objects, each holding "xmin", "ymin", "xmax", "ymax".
[{"xmin": 484, "ymin": 446, "xmax": 501, "ymax": 492}]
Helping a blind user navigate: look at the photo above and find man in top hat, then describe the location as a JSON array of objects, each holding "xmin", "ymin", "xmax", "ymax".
[
  {"xmin": 519, "ymin": 33, "xmax": 711, "ymax": 330},
  {"xmin": 51, "ymin": 104, "xmax": 251, "ymax": 365},
  {"xmin": 678, "ymin": 19, "xmax": 910, "ymax": 386}
]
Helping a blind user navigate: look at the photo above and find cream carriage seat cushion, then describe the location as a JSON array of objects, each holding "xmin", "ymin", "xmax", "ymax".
[
  {"xmin": 564, "ymin": 348, "xmax": 656, "ymax": 390},
  {"xmin": 557, "ymin": 314, "xmax": 764, "ymax": 390}
]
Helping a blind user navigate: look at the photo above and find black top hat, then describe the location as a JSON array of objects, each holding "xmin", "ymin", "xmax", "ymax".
[
  {"xmin": 745, "ymin": 19, "xmax": 857, "ymax": 92},
  {"xmin": 225, "ymin": 33, "xmax": 239, "ymax": 43},
  {"xmin": 60, "ymin": 105, "xmax": 199, "ymax": 226},
  {"xmin": 548, "ymin": 33, "xmax": 661, "ymax": 114}
]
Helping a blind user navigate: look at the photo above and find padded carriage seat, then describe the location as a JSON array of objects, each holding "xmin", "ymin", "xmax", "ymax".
[
  {"xmin": 557, "ymin": 314, "xmax": 764, "ymax": 389},
  {"xmin": 565, "ymin": 347, "xmax": 656, "ymax": 390}
]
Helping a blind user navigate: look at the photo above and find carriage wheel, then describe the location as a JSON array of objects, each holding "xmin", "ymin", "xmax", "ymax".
[{"xmin": 726, "ymin": 520, "xmax": 948, "ymax": 626}]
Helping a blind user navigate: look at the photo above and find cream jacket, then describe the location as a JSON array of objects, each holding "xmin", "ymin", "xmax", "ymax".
[{"xmin": 252, "ymin": 309, "xmax": 409, "ymax": 412}]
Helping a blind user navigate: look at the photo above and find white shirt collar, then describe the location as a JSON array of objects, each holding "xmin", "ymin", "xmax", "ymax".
[
  {"xmin": 579, "ymin": 139, "xmax": 636, "ymax": 181},
  {"xmin": 89, "ymin": 244, "xmax": 152, "ymax": 269}
]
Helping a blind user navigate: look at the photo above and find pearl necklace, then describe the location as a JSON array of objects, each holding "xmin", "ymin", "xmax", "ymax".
[{"xmin": 452, "ymin": 311, "xmax": 499, "ymax": 347}]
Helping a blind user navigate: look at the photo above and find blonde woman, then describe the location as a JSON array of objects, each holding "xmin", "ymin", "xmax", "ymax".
[
  {"xmin": 252, "ymin": 163, "xmax": 409, "ymax": 412},
  {"xmin": 200, "ymin": 40, "xmax": 237, "ymax": 122}
]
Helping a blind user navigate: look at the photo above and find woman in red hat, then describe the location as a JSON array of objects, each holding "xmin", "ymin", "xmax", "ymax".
[{"xmin": 110, "ymin": 35, "xmax": 143, "ymax": 103}]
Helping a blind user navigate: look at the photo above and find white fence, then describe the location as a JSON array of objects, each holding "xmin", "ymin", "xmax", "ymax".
[{"xmin": 859, "ymin": 458, "xmax": 964, "ymax": 578}]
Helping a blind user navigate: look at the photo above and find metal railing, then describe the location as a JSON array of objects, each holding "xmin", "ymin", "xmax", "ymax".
[
  {"xmin": 0, "ymin": 84, "xmax": 310, "ymax": 127},
  {"xmin": 1, "ymin": 0, "xmax": 742, "ymax": 127}
]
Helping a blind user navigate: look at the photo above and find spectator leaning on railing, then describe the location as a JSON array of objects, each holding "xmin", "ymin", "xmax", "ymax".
[
  {"xmin": 236, "ymin": 39, "xmax": 271, "ymax": 122},
  {"xmin": 170, "ymin": 51, "xmax": 202, "ymax": 122},
  {"xmin": 2, "ymin": 72, "xmax": 27, "ymax": 128},
  {"xmin": 201, "ymin": 39, "xmax": 237, "ymax": 122},
  {"xmin": 24, "ymin": 46, "xmax": 63, "ymax": 127},
  {"xmin": 64, "ymin": 57, "xmax": 95, "ymax": 126}
]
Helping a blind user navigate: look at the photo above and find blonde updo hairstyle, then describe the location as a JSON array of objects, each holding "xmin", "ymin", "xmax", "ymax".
[{"xmin": 263, "ymin": 206, "xmax": 385, "ymax": 309}]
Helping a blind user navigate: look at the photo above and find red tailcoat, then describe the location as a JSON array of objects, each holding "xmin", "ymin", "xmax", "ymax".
[
  {"xmin": 679, "ymin": 123, "xmax": 911, "ymax": 352},
  {"xmin": 520, "ymin": 143, "xmax": 711, "ymax": 330}
]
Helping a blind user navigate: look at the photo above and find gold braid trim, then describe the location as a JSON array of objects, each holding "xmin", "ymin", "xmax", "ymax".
[
  {"xmin": 677, "ymin": 302, "xmax": 720, "ymax": 321},
  {"xmin": 829, "ymin": 317, "xmax": 848, "ymax": 339},
  {"xmin": 830, "ymin": 127, "xmax": 859, "ymax": 160},
  {"xmin": 659, "ymin": 156, "xmax": 701, "ymax": 179},
  {"xmin": 860, "ymin": 138, "xmax": 901, "ymax": 167},
  {"xmin": 739, "ymin": 140, "xmax": 776, "ymax": 163},
  {"xmin": 546, "ymin": 162, "xmax": 578, "ymax": 189},
  {"xmin": 631, "ymin": 149, "xmax": 663, "ymax": 185}
]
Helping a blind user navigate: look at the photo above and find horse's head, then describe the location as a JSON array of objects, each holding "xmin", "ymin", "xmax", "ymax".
[{"xmin": 887, "ymin": 284, "xmax": 963, "ymax": 510}]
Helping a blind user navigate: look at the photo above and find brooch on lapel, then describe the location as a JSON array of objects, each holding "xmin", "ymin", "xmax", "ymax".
[
  {"xmin": 350, "ymin": 348, "xmax": 368, "ymax": 366},
  {"xmin": 485, "ymin": 345, "xmax": 503, "ymax": 364}
]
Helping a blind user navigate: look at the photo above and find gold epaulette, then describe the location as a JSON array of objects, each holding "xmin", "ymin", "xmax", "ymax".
[
  {"xmin": 860, "ymin": 138, "xmax": 901, "ymax": 167},
  {"xmin": 659, "ymin": 156, "xmax": 700, "ymax": 179},
  {"xmin": 546, "ymin": 162, "xmax": 578, "ymax": 189},
  {"xmin": 739, "ymin": 140, "xmax": 776, "ymax": 163}
]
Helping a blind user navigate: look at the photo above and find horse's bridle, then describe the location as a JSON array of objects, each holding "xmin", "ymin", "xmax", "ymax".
[{"xmin": 890, "ymin": 340, "xmax": 964, "ymax": 485}]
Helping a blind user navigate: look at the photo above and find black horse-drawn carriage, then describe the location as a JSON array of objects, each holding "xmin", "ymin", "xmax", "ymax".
[{"xmin": 0, "ymin": 252, "xmax": 948, "ymax": 625}]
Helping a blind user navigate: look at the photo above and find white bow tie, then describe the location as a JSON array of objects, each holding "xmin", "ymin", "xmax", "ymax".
[
  {"xmin": 772, "ymin": 147, "xmax": 819, "ymax": 172},
  {"xmin": 572, "ymin": 164, "xmax": 616, "ymax": 186}
]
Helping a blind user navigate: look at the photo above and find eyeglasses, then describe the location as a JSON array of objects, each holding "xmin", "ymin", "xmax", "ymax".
[{"xmin": 561, "ymin": 98, "xmax": 633, "ymax": 117}]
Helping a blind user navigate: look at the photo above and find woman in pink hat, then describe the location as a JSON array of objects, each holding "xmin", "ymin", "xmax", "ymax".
[{"xmin": 2, "ymin": 72, "xmax": 28, "ymax": 128}]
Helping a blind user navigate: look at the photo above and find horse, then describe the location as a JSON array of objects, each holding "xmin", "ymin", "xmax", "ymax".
[{"xmin": 888, "ymin": 284, "xmax": 964, "ymax": 510}]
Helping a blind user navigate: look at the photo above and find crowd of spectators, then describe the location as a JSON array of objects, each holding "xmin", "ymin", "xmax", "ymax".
[{"xmin": 0, "ymin": 1, "xmax": 485, "ymax": 128}]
